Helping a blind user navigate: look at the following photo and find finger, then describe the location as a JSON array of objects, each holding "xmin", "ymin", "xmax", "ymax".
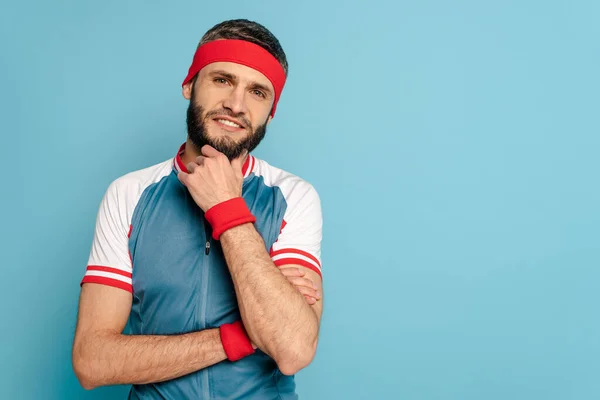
[
  {"xmin": 186, "ymin": 162, "xmax": 197, "ymax": 173},
  {"xmin": 177, "ymin": 171, "xmax": 188, "ymax": 186},
  {"xmin": 294, "ymin": 285, "xmax": 320, "ymax": 300},
  {"xmin": 194, "ymin": 155, "xmax": 207, "ymax": 166},
  {"xmin": 201, "ymin": 145, "xmax": 222, "ymax": 158},
  {"xmin": 303, "ymin": 294, "xmax": 317, "ymax": 305},
  {"xmin": 296, "ymin": 286, "xmax": 321, "ymax": 300},
  {"xmin": 279, "ymin": 267, "xmax": 304, "ymax": 277},
  {"xmin": 280, "ymin": 267, "xmax": 305, "ymax": 276},
  {"xmin": 286, "ymin": 277, "xmax": 317, "ymax": 290}
]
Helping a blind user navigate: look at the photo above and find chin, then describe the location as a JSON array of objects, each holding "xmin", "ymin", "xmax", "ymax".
[
  {"xmin": 209, "ymin": 125, "xmax": 248, "ymax": 141},
  {"xmin": 208, "ymin": 130, "xmax": 243, "ymax": 144},
  {"xmin": 209, "ymin": 133, "xmax": 245, "ymax": 150}
]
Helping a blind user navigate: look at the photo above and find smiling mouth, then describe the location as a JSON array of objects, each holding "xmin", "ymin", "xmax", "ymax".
[{"xmin": 214, "ymin": 118, "xmax": 244, "ymax": 129}]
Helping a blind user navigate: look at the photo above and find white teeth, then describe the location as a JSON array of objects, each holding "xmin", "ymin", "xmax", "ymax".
[{"xmin": 217, "ymin": 119, "xmax": 241, "ymax": 128}]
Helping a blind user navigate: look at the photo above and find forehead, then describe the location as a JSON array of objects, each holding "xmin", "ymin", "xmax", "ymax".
[{"xmin": 200, "ymin": 62, "xmax": 274, "ymax": 92}]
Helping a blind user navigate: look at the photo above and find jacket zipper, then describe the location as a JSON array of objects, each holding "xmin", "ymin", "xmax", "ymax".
[{"xmin": 204, "ymin": 218, "xmax": 211, "ymax": 255}]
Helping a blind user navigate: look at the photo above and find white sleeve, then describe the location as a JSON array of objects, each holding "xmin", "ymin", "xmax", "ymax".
[
  {"xmin": 81, "ymin": 180, "xmax": 133, "ymax": 293},
  {"xmin": 270, "ymin": 183, "xmax": 323, "ymax": 277}
]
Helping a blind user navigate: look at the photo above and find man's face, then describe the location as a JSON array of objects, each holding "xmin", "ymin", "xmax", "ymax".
[{"xmin": 183, "ymin": 62, "xmax": 275, "ymax": 160}]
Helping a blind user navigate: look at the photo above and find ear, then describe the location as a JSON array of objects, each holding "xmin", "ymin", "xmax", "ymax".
[
  {"xmin": 266, "ymin": 115, "xmax": 273, "ymax": 125},
  {"xmin": 182, "ymin": 81, "xmax": 193, "ymax": 100}
]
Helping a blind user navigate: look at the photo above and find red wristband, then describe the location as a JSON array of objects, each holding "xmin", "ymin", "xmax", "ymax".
[
  {"xmin": 219, "ymin": 321, "xmax": 255, "ymax": 361},
  {"xmin": 205, "ymin": 197, "xmax": 256, "ymax": 240}
]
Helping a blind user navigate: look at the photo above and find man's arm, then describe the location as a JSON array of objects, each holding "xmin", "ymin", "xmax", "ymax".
[
  {"xmin": 220, "ymin": 225, "xmax": 323, "ymax": 375},
  {"xmin": 72, "ymin": 284, "xmax": 227, "ymax": 390},
  {"xmin": 72, "ymin": 274, "xmax": 316, "ymax": 389}
]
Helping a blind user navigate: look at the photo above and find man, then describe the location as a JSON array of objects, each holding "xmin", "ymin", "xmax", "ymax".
[{"xmin": 72, "ymin": 19, "xmax": 324, "ymax": 399}]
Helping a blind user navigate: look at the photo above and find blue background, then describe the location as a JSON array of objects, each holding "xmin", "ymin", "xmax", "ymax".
[{"xmin": 1, "ymin": 0, "xmax": 598, "ymax": 399}]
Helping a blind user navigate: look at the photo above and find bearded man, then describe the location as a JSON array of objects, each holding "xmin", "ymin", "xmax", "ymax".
[{"xmin": 72, "ymin": 18, "xmax": 324, "ymax": 400}]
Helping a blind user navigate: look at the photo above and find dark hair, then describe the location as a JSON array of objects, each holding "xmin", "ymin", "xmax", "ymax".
[{"xmin": 198, "ymin": 19, "xmax": 288, "ymax": 77}]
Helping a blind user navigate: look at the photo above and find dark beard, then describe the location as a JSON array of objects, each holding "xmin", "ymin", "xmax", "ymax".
[{"xmin": 186, "ymin": 94, "xmax": 268, "ymax": 160}]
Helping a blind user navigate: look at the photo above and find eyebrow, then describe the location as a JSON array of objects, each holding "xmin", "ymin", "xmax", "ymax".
[
  {"xmin": 249, "ymin": 82, "xmax": 273, "ymax": 98},
  {"xmin": 209, "ymin": 70, "xmax": 237, "ymax": 82},
  {"xmin": 209, "ymin": 69, "xmax": 273, "ymax": 98}
]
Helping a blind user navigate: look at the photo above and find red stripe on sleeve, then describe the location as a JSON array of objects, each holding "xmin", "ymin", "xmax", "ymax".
[
  {"xmin": 273, "ymin": 257, "xmax": 322, "ymax": 278},
  {"xmin": 86, "ymin": 265, "xmax": 132, "ymax": 278},
  {"xmin": 81, "ymin": 276, "xmax": 133, "ymax": 293},
  {"xmin": 269, "ymin": 248, "xmax": 321, "ymax": 267}
]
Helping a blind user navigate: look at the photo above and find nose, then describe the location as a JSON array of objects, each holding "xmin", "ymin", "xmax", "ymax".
[{"xmin": 222, "ymin": 86, "xmax": 249, "ymax": 116}]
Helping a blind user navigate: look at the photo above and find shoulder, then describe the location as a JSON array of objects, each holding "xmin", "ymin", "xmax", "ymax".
[
  {"xmin": 252, "ymin": 157, "xmax": 320, "ymax": 207},
  {"xmin": 105, "ymin": 159, "xmax": 173, "ymax": 198},
  {"xmin": 98, "ymin": 159, "xmax": 173, "ymax": 217}
]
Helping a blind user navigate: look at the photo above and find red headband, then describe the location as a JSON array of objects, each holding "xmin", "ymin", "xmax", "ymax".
[{"xmin": 182, "ymin": 39, "xmax": 286, "ymax": 117}]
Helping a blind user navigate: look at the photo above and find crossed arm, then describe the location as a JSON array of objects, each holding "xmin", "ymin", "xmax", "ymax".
[
  {"xmin": 72, "ymin": 255, "xmax": 321, "ymax": 389},
  {"xmin": 220, "ymin": 224, "xmax": 323, "ymax": 375},
  {"xmin": 72, "ymin": 284, "xmax": 227, "ymax": 389}
]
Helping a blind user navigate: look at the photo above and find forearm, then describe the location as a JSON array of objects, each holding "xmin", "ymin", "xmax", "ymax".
[
  {"xmin": 73, "ymin": 328, "xmax": 226, "ymax": 389},
  {"xmin": 220, "ymin": 223, "xmax": 319, "ymax": 374}
]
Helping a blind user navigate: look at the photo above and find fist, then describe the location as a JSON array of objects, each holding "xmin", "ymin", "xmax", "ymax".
[{"xmin": 178, "ymin": 145, "xmax": 247, "ymax": 212}]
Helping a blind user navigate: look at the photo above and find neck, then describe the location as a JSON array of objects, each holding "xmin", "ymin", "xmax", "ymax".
[{"xmin": 181, "ymin": 137, "xmax": 202, "ymax": 166}]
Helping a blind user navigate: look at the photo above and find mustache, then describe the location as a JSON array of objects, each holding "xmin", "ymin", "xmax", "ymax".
[{"xmin": 204, "ymin": 108, "xmax": 252, "ymax": 130}]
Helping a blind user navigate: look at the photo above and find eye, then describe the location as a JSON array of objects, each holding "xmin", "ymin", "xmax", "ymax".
[
  {"xmin": 252, "ymin": 89, "xmax": 266, "ymax": 98},
  {"xmin": 214, "ymin": 77, "xmax": 229, "ymax": 85}
]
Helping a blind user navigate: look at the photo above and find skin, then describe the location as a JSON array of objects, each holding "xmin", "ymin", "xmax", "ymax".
[{"xmin": 72, "ymin": 61, "xmax": 322, "ymax": 389}]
